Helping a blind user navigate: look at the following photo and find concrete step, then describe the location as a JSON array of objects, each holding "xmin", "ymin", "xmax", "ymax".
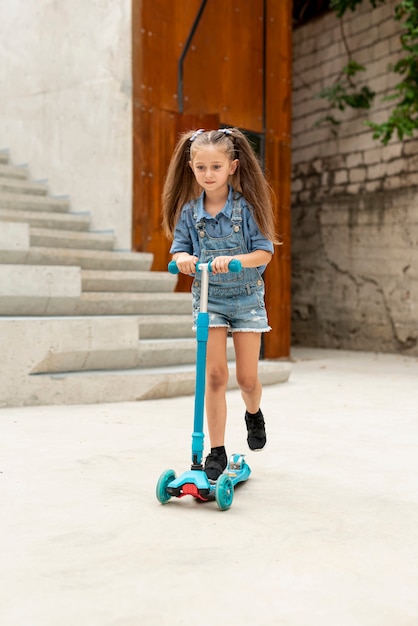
[
  {"xmin": 0, "ymin": 294, "xmax": 82, "ymax": 316},
  {"xmin": 0, "ymin": 164, "xmax": 29, "ymax": 180},
  {"xmin": 0, "ymin": 263, "xmax": 81, "ymax": 298},
  {"xmin": 0, "ymin": 292, "xmax": 191, "ymax": 317},
  {"xmin": 0, "ymin": 192, "xmax": 70, "ymax": 212},
  {"xmin": 25, "ymin": 360, "xmax": 291, "ymax": 405},
  {"xmin": 0, "ymin": 316, "xmax": 201, "ymax": 375},
  {"xmin": 75, "ymin": 292, "xmax": 192, "ymax": 316},
  {"xmin": 0, "ymin": 246, "xmax": 153, "ymax": 271},
  {"xmin": 137, "ymin": 338, "xmax": 196, "ymax": 367},
  {"xmin": 137, "ymin": 314, "xmax": 194, "ymax": 339},
  {"xmin": 0, "ymin": 178, "xmax": 48, "ymax": 196},
  {"xmin": 0, "ymin": 222, "xmax": 30, "ymax": 251},
  {"xmin": 136, "ymin": 337, "xmax": 235, "ymax": 368},
  {"xmin": 81, "ymin": 269, "xmax": 176, "ymax": 292},
  {"xmin": 0, "ymin": 316, "xmax": 291, "ymax": 406},
  {"xmin": 0, "ymin": 264, "xmax": 82, "ymax": 316},
  {"xmin": 0, "ymin": 316, "xmax": 140, "ymax": 393},
  {"xmin": 30, "ymin": 227, "xmax": 115, "ymax": 251},
  {"xmin": 0, "ymin": 208, "xmax": 91, "ymax": 231}
]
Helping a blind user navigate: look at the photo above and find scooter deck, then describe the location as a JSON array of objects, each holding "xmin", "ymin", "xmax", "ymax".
[
  {"xmin": 161, "ymin": 454, "xmax": 251, "ymax": 505},
  {"xmin": 225, "ymin": 453, "xmax": 252, "ymax": 486}
]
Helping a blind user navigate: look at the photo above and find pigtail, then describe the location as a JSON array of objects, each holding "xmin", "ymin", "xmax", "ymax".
[
  {"xmin": 228, "ymin": 129, "xmax": 279, "ymax": 245},
  {"xmin": 162, "ymin": 131, "xmax": 200, "ymax": 239}
]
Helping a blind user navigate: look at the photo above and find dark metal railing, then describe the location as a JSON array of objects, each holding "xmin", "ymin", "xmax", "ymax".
[{"xmin": 177, "ymin": 0, "xmax": 208, "ymax": 114}]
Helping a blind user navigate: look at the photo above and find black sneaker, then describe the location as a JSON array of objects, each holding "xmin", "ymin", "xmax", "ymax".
[
  {"xmin": 204, "ymin": 449, "xmax": 227, "ymax": 482},
  {"xmin": 245, "ymin": 410, "xmax": 266, "ymax": 450}
]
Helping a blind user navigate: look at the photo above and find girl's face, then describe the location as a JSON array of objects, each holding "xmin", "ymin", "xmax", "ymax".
[{"xmin": 190, "ymin": 145, "xmax": 238, "ymax": 194}]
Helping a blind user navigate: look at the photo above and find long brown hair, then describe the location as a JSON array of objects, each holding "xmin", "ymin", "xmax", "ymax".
[{"xmin": 162, "ymin": 128, "xmax": 279, "ymax": 244}]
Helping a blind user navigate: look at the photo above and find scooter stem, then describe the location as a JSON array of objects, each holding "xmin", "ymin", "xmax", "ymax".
[{"xmin": 199, "ymin": 264, "xmax": 209, "ymax": 313}]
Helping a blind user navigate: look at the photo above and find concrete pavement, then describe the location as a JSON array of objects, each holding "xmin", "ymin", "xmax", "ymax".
[{"xmin": 1, "ymin": 347, "xmax": 418, "ymax": 626}]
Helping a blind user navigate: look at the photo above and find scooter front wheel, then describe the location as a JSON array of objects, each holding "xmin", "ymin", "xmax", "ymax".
[
  {"xmin": 156, "ymin": 469, "xmax": 176, "ymax": 504},
  {"xmin": 215, "ymin": 474, "xmax": 234, "ymax": 511}
]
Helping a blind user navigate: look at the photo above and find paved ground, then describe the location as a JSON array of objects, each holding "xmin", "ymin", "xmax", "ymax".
[{"xmin": 1, "ymin": 347, "xmax": 418, "ymax": 626}]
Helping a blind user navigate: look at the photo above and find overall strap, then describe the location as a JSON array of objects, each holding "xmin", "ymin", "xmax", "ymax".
[
  {"xmin": 231, "ymin": 196, "xmax": 242, "ymax": 230},
  {"xmin": 192, "ymin": 199, "xmax": 198, "ymax": 221},
  {"xmin": 192, "ymin": 200, "xmax": 206, "ymax": 234}
]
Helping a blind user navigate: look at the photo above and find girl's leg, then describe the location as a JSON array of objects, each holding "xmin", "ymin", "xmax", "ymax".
[
  {"xmin": 233, "ymin": 332, "xmax": 262, "ymax": 412},
  {"xmin": 233, "ymin": 331, "xmax": 266, "ymax": 450},
  {"xmin": 205, "ymin": 327, "xmax": 229, "ymax": 447}
]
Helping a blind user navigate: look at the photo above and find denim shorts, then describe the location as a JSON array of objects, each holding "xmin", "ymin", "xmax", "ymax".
[{"xmin": 191, "ymin": 279, "xmax": 271, "ymax": 333}]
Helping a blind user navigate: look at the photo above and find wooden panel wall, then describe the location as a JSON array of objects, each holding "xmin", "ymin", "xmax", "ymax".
[
  {"xmin": 264, "ymin": 1, "xmax": 292, "ymax": 358},
  {"xmin": 132, "ymin": 0, "xmax": 292, "ymax": 357}
]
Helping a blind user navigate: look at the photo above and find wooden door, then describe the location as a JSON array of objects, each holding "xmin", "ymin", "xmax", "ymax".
[{"xmin": 132, "ymin": 0, "xmax": 292, "ymax": 357}]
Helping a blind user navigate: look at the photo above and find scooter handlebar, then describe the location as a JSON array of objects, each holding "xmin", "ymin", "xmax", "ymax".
[{"xmin": 168, "ymin": 259, "xmax": 242, "ymax": 274}]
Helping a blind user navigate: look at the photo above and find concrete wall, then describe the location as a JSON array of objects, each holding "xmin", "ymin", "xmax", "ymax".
[
  {"xmin": 0, "ymin": 0, "xmax": 132, "ymax": 250},
  {"xmin": 292, "ymin": 0, "xmax": 418, "ymax": 355}
]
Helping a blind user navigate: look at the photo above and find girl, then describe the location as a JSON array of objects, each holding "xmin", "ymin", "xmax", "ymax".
[{"xmin": 162, "ymin": 128, "xmax": 278, "ymax": 482}]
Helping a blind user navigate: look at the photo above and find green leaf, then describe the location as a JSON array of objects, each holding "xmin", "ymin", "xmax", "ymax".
[{"xmin": 343, "ymin": 60, "xmax": 366, "ymax": 76}]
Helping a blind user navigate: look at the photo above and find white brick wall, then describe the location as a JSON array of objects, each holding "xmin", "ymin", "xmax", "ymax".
[{"xmin": 291, "ymin": 0, "xmax": 418, "ymax": 355}]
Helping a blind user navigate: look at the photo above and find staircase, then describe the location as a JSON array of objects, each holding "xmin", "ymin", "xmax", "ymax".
[{"xmin": 0, "ymin": 149, "xmax": 291, "ymax": 407}]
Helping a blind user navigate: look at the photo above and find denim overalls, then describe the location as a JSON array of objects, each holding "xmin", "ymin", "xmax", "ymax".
[{"xmin": 191, "ymin": 197, "xmax": 271, "ymax": 333}]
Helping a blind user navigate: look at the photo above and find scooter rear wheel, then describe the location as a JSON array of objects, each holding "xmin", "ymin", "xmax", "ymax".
[
  {"xmin": 156, "ymin": 469, "xmax": 176, "ymax": 504},
  {"xmin": 215, "ymin": 474, "xmax": 234, "ymax": 511}
]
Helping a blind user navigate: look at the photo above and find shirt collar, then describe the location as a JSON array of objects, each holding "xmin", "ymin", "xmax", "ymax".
[{"xmin": 195, "ymin": 186, "xmax": 237, "ymax": 221}]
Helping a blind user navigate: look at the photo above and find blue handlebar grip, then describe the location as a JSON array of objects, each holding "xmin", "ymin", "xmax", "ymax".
[
  {"xmin": 168, "ymin": 260, "xmax": 180, "ymax": 274},
  {"xmin": 228, "ymin": 259, "xmax": 242, "ymax": 273},
  {"xmin": 204, "ymin": 259, "xmax": 243, "ymax": 273},
  {"xmin": 173, "ymin": 259, "xmax": 242, "ymax": 274}
]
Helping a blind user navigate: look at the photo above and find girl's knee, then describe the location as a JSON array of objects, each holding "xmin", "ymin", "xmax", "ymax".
[
  {"xmin": 207, "ymin": 366, "xmax": 229, "ymax": 391},
  {"xmin": 236, "ymin": 373, "xmax": 259, "ymax": 395}
]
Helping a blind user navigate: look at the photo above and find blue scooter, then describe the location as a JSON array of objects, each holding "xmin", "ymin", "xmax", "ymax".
[{"xmin": 156, "ymin": 259, "xmax": 251, "ymax": 511}]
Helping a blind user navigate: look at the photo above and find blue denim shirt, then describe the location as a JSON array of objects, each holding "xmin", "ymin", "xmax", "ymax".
[{"xmin": 170, "ymin": 187, "xmax": 274, "ymax": 272}]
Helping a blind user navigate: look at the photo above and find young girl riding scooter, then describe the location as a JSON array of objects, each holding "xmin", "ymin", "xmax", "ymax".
[{"xmin": 162, "ymin": 128, "xmax": 278, "ymax": 481}]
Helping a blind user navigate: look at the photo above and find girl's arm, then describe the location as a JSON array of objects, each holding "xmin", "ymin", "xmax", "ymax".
[{"xmin": 210, "ymin": 249, "xmax": 272, "ymax": 273}]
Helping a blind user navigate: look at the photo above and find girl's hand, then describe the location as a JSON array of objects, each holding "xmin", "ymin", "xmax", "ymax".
[
  {"xmin": 174, "ymin": 253, "xmax": 198, "ymax": 275},
  {"xmin": 210, "ymin": 256, "xmax": 235, "ymax": 274}
]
